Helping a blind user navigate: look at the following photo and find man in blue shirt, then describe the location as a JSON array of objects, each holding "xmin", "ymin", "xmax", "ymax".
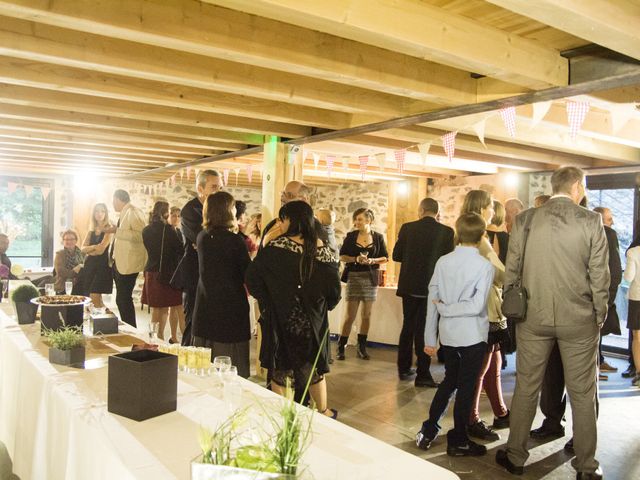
[{"xmin": 416, "ymin": 213, "xmax": 494, "ymax": 457}]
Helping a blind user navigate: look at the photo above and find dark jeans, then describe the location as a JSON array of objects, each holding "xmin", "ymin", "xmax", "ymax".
[
  {"xmin": 420, "ymin": 342, "xmax": 486, "ymax": 446},
  {"xmin": 540, "ymin": 342, "xmax": 566, "ymax": 429},
  {"xmin": 398, "ymin": 296, "xmax": 432, "ymax": 379},
  {"xmin": 181, "ymin": 284, "xmax": 197, "ymax": 346},
  {"xmin": 113, "ymin": 268, "xmax": 138, "ymax": 327}
]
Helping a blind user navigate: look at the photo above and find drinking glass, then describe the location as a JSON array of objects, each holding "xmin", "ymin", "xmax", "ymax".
[
  {"xmin": 213, "ymin": 356, "xmax": 232, "ymax": 375},
  {"xmin": 168, "ymin": 344, "xmax": 180, "ymax": 357},
  {"xmin": 45, "ymin": 283, "xmax": 55, "ymax": 296},
  {"xmin": 177, "ymin": 347, "xmax": 187, "ymax": 371},
  {"xmin": 65, "ymin": 280, "xmax": 73, "ymax": 295},
  {"xmin": 187, "ymin": 347, "xmax": 199, "ymax": 374},
  {"xmin": 222, "ymin": 366, "xmax": 241, "ymax": 411},
  {"xmin": 198, "ymin": 347, "xmax": 211, "ymax": 376},
  {"xmin": 148, "ymin": 321, "xmax": 160, "ymax": 343}
]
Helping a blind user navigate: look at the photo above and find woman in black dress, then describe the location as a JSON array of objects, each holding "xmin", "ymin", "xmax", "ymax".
[
  {"xmin": 246, "ymin": 201, "xmax": 341, "ymax": 417},
  {"xmin": 141, "ymin": 201, "xmax": 183, "ymax": 341},
  {"xmin": 337, "ymin": 208, "xmax": 388, "ymax": 360},
  {"xmin": 80, "ymin": 203, "xmax": 114, "ymax": 308},
  {"xmin": 486, "ymin": 200, "xmax": 509, "ymax": 265},
  {"xmin": 192, "ymin": 192, "xmax": 252, "ymax": 377}
]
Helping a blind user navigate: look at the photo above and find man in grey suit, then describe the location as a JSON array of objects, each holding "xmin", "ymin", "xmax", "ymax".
[{"xmin": 496, "ymin": 167, "xmax": 609, "ymax": 480}]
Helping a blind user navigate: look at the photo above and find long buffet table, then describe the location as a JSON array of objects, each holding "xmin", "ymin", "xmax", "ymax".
[{"xmin": 0, "ymin": 301, "xmax": 458, "ymax": 480}]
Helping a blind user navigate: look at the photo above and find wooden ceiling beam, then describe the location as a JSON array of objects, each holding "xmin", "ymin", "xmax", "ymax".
[
  {"xmin": 0, "ymin": 155, "xmax": 146, "ymax": 172},
  {"xmin": 0, "ymin": 105, "xmax": 258, "ymax": 147},
  {"xmin": 0, "ymin": 55, "xmax": 351, "ymax": 128},
  {"xmin": 0, "ymin": 16, "xmax": 441, "ymax": 116},
  {"xmin": 0, "ymin": 84, "xmax": 310, "ymax": 138},
  {"xmin": 0, "ymin": 145, "xmax": 176, "ymax": 165},
  {"xmin": 485, "ymin": 0, "xmax": 640, "ymax": 62},
  {"xmin": 0, "ymin": 1, "xmax": 476, "ymax": 106},
  {"xmin": 205, "ymin": 0, "xmax": 568, "ymax": 88}
]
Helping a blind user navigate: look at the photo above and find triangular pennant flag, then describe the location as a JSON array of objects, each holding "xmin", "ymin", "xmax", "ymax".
[
  {"xmin": 312, "ymin": 153, "xmax": 320, "ymax": 169},
  {"xmin": 179, "ymin": 169, "xmax": 184, "ymax": 181},
  {"xmin": 171, "ymin": 174, "xmax": 176, "ymax": 187},
  {"xmin": 375, "ymin": 152, "xmax": 386, "ymax": 170},
  {"xmin": 472, "ymin": 120, "xmax": 487, "ymax": 148},
  {"xmin": 326, "ymin": 155, "xmax": 335, "ymax": 177},
  {"xmin": 566, "ymin": 100, "xmax": 590, "ymax": 141},
  {"xmin": 609, "ymin": 103, "xmax": 636, "ymax": 134},
  {"xmin": 394, "ymin": 150, "xmax": 406, "ymax": 174},
  {"xmin": 358, "ymin": 155, "xmax": 369, "ymax": 181},
  {"xmin": 7, "ymin": 182, "xmax": 17, "ymax": 193},
  {"xmin": 246, "ymin": 165, "xmax": 253, "ymax": 183},
  {"xmin": 234, "ymin": 168, "xmax": 241, "ymax": 186},
  {"xmin": 24, "ymin": 185, "xmax": 33, "ymax": 196},
  {"xmin": 194, "ymin": 168, "xmax": 200, "ymax": 181},
  {"xmin": 40, "ymin": 186, "xmax": 51, "ymax": 200},
  {"xmin": 223, "ymin": 169, "xmax": 230, "ymax": 186},
  {"xmin": 499, "ymin": 107, "xmax": 517, "ymax": 138},
  {"xmin": 186, "ymin": 166, "xmax": 192, "ymax": 179},
  {"xmin": 342, "ymin": 156, "xmax": 350, "ymax": 171},
  {"xmin": 530, "ymin": 101, "xmax": 552, "ymax": 129},
  {"xmin": 417, "ymin": 143, "xmax": 431, "ymax": 167},
  {"xmin": 441, "ymin": 131, "xmax": 457, "ymax": 161}
]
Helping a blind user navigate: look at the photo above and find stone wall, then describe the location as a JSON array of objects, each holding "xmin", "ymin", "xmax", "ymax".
[{"xmin": 528, "ymin": 173, "xmax": 552, "ymax": 206}]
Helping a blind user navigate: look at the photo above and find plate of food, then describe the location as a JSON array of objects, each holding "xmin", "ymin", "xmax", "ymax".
[{"xmin": 31, "ymin": 295, "xmax": 91, "ymax": 306}]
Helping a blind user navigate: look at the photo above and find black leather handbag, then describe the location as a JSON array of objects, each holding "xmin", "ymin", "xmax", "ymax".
[{"xmin": 502, "ymin": 211, "xmax": 536, "ymax": 323}]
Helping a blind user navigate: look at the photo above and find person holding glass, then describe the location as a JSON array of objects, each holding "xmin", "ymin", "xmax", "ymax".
[
  {"xmin": 53, "ymin": 229, "xmax": 86, "ymax": 295},
  {"xmin": 337, "ymin": 208, "xmax": 388, "ymax": 360},
  {"xmin": 246, "ymin": 201, "xmax": 341, "ymax": 417},
  {"xmin": 141, "ymin": 201, "xmax": 183, "ymax": 341},
  {"xmin": 192, "ymin": 192, "xmax": 252, "ymax": 378},
  {"xmin": 80, "ymin": 203, "xmax": 114, "ymax": 308},
  {"xmin": 460, "ymin": 190, "xmax": 510, "ymax": 441}
]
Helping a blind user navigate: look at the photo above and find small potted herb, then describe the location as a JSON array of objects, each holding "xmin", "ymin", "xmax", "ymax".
[
  {"xmin": 45, "ymin": 316, "xmax": 85, "ymax": 366},
  {"xmin": 10, "ymin": 284, "xmax": 39, "ymax": 324}
]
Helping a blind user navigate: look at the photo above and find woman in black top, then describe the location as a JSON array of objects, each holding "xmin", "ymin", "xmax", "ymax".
[
  {"xmin": 141, "ymin": 201, "xmax": 183, "ymax": 341},
  {"xmin": 246, "ymin": 201, "xmax": 341, "ymax": 417},
  {"xmin": 192, "ymin": 192, "xmax": 252, "ymax": 377},
  {"xmin": 486, "ymin": 200, "xmax": 509, "ymax": 265},
  {"xmin": 337, "ymin": 208, "xmax": 388, "ymax": 360},
  {"xmin": 80, "ymin": 203, "xmax": 114, "ymax": 308}
]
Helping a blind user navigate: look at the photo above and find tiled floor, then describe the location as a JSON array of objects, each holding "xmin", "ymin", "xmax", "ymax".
[{"xmin": 323, "ymin": 342, "xmax": 640, "ymax": 480}]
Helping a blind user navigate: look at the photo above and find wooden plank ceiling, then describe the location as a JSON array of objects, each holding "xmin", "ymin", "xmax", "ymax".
[{"xmin": 0, "ymin": 0, "xmax": 638, "ymax": 186}]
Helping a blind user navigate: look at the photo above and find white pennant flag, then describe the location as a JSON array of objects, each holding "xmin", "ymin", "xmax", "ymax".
[
  {"xmin": 312, "ymin": 153, "xmax": 320, "ymax": 169},
  {"xmin": 472, "ymin": 120, "xmax": 487, "ymax": 148},
  {"xmin": 609, "ymin": 103, "xmax": 636, "ymax": 134},
  {"xmin": 375, "ymin": 152, "xmax": 386, "ymax": 170},
  {"xmin": 40, "ymin": 186, "xmax": 51, "ymax": 201},
  {"xmin": 223, "ymin": 169, "xmax": 230, "ymax": 186},
  {"xmin": 233, "ymin": 168, "xmax": 241, "ymax": 185},
  {"xmin": 417, "ymin": 142, "xmax": 431, "ymax": 167},
  {"xmin": 342, "ymin": 156, "xmax": 350, "ymax": 170},
  {"xmin": 24, "ymin": 185, "xmax": 33, "ymax": 196},
  {"xmin": 530, "ymin": 101, "xmax": 553, "ymax": 129}
]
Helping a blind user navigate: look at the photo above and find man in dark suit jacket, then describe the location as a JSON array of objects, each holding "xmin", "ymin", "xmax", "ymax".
[
  {"xmin": 496, "ymin": 166, "xmax": 609, "ymax": 479},
  {"xmin": 393, "ymin": 198, "xmax": 454, "ymax": 388},
  {"xmin": 175, "ymin": 169, "xmax": 222, "ymax": 346}
]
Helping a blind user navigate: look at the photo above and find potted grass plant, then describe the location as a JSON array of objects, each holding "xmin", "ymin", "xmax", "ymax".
[
  {"xmin": 44, "ymin": 315, "xmax": 85, "ymax": 366},
  {"xmin": 11, "ymin": 284, "xmax": 39, "ymax": 324}
]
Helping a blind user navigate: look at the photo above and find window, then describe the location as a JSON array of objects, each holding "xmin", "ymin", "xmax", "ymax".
[{"xmin": 0, "ymin": 176, "xmax": 54, "ymax": 268}]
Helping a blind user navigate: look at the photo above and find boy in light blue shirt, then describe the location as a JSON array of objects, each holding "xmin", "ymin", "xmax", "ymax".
[{"xmin": 416, "ymin": 213, "xmax": 494, "ymax": 457}]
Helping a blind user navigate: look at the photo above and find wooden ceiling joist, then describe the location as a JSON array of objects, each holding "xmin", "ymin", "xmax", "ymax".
[{"xmin": 206, "ymin": 0, "xmax": 568, "ymax": 88}]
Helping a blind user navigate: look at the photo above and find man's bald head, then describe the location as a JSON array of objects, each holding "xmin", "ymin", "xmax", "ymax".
[
  {"xmin": 594, "ymin": 206, "xmax": 614, "ymax": 227},
  {"xmin": 281, "ymin": 180, "xmax": 312, "ymax": 205},
  {"xmin": 504, "ymin": 198, "xmax": 524, "ymax": 233}
]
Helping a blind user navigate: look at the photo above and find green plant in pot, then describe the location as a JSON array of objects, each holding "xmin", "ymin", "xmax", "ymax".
[
  {"xmin": 10, "ymin": 284, "xmax": 39, "ymax": 325},
  {"xmin": 44, "ymin": 315, "xmax": 85, "ymax": 366}
]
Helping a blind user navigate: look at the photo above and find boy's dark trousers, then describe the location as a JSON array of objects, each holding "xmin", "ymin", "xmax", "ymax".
[{"xmin": 420, "ymin": 342, "xmax": 486, "ymax": 446}]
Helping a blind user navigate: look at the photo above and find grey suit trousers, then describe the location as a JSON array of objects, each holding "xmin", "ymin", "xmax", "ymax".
[{"xmin": 506, "ymin": 321, "xmax": 599, "ymax": 474}]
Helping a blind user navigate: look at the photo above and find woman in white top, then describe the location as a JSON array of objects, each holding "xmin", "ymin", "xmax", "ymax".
[{"xmin": 624, "ymin": 240, "xmax": 640, "ymax": 385}]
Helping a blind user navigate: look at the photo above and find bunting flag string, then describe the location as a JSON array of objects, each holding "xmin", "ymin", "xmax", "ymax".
[
  {"xmin": 247, "ymin": 165, "xmax": 253, "ymax": 183},
  {"xmin": 394, "ymin": 150, "xmax": 406, "ymax": 174},
  {"xmin": 499, "ymin": 107, "xmax": 517, "ymax": 138},
  {"xmin": 472, "ymin": 120, "xmax": 487, "ymax": 148},
  {"xmin": 223, "ymin": 169, "xmax": 230, "ymax": 186},
  {"xmin": 358, "ymin": 155, "xmax": 369, "ymax": 181},
  {"xmin": 375, "ymin": 152, "xmax": 386, "ymax": 171},
  {"xmin": 40, "ymin": 186, "xmax": 51, "ymax": 201},
  {"xmin": 566, "ymin": 100, "xmax": 590, "ymax": 141},
  {"xmin": 417, "ymin": 143, "xmax": 431, "ymax": 168},
  {"xmin": 326, "ymin": 155, "xmax": 335, "ymax": 177},
  {"xmin": 441, "ymin": 131, "xmax": 457, "ymax": 162}
]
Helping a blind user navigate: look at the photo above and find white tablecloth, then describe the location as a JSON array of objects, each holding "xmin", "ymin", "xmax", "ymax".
[
  {"xmin": 0, "ymin": 304, "xmax": 457, "ymax": 480},
  {"xmin": 328, "ymin": 286, "xmax": 404, "ymax": 345}
]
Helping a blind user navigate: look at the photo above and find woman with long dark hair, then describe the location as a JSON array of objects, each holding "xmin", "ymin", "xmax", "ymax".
[
  {"xmin": 192, "ymin": 192, "xmax": 252, "ymax": 377},
  {"xmin": 246, "ymin": 201, "xmax": 341, "ymax": 416},
  {"xmin": 141, "ymin": 200, "xmax": 183, "ymax": 341},
  {"xmin": 460, "ymin": 190, "xmax": 510, "ymax": 440},
  {"xmin": 80, "ymin": 203, "xmax": 114, "ymax": 308}
]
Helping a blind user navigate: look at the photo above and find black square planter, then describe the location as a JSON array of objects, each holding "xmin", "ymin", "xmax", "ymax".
[
  {"xmin": 15, "ymin": 302, "xmax": 38, "ymax": 325},
  {"xmin": 90, "ymin": 314, "xmax": 118, "ymax": 335},
  {"xmin": 40, "ymin": 304, "xmax": 84, "ymax": 332},
  {"xmin": 49, "ymin": 346, "xmax": 85, "ymax": 367},
  {"xmin": 108, "ymin": 350, "xmax": 178, "ymax": 421}
]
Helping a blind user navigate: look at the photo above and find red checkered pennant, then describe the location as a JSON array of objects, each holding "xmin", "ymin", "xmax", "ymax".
[
  {"xmin": 326, "ymin": 155, "xmax": 335, "ymax": 177},
  {"xmin": 441, "ymin": 131, "xmax": 457, "ymax": 161},
  {"xmin": 394, "ymin": 149, "xmax": 406, "ymax": 173},
  {"xmin": 499, "ymin": 107, "xmax": 517, "ymax": 138},
  {"xmin": 223, "ymin": 169, "xmax": 230, "ymax": 186},
  {"xmin": 566, "ymin": 100, "xmax": 590, "ymax": 141},
  {"xmin": 358, "ymin": 155, "xmax": 369, "ymax": 181},
  {"xmin": 246, "ymin": 165, "xmax": 253, "ymax": 183}
]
